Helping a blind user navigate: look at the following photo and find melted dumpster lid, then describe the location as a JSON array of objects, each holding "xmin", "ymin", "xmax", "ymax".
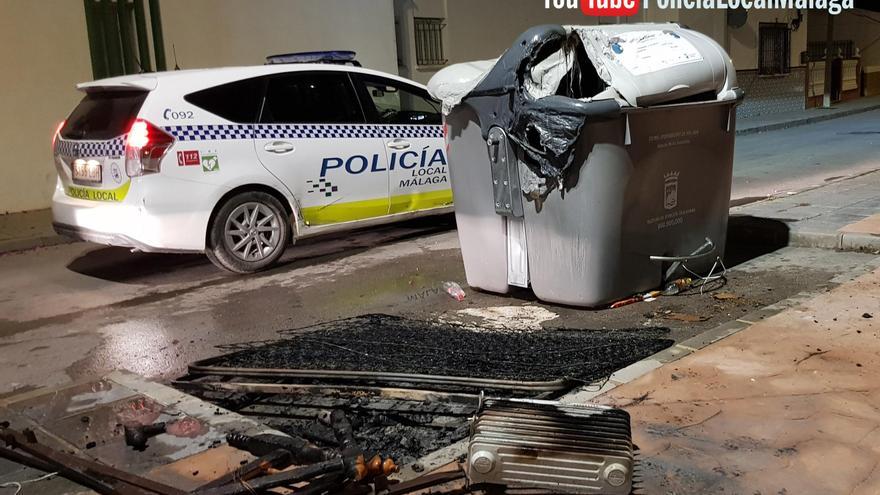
[{"xmin": 428, "ymin": 23, "xmax": 738, "ymax": 111}]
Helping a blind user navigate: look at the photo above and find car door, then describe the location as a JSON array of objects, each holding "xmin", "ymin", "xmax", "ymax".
[
  {"xmin": 351, "ymin": 73, "xmax": 450, "ymax": 216},
  {"xmin": 254, "ymin": 71, "xmax": 389, "ymax": 227}
]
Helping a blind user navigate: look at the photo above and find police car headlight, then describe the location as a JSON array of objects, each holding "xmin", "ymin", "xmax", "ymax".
[{"xmin": 125, "ymin": 120, "xmax": 174, "ymax": 176}]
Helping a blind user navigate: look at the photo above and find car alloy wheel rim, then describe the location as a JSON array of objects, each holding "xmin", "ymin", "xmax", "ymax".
[{"xmin": 224, "ymin": 202, "xmax": 282, "ymax": 262}]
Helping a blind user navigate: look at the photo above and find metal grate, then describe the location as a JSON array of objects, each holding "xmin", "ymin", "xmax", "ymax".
[
  {"xmin": 758, "ymin": 23, "xmax": 791, "ymax": 76},
  {"xmin": 414, "ymin": 17, "xmax": 447, "ymax": 66},
  {"xmin": 468, "ymin": 399, "xmax": 634, "ymax": 494},
  {"xmin": 806, "ymin": 40, "xmax": 856, "ymax": 61}
]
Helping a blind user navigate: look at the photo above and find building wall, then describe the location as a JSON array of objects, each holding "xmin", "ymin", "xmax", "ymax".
[
  {"xmin": 159, "ymin": 0, "xmax": 398, "ymax": 74},
  {"xmin": 0, "ymin": 0, "xmax": 93, "ymax": 215},
  {"xmin": 808, "ymin": 9, "xmax": 880, "ymax": 68},
  {"xmin": 728, "ymin": 8, "xmax": 807, "ymax": 71},
  {"xmin": 396, "ymin": 2, "xmax": 807, "ymax": 88},
  {"xmin": 737, "ymin": 67, "xmax": 806, "ymax": 118},
  {"xmin": 0, "ymin": 0, "xmax": 397, "ymax": 214},
  {"xmin": 398, "ymin": 0, "xmax": 606, "ymax": 84}
]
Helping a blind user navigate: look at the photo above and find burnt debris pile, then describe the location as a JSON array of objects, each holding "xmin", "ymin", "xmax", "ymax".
[{"xmin": 175, "ymin": 314, "xmax": 670, "ymax": 464}]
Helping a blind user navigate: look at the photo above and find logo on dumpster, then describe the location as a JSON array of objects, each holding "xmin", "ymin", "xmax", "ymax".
[{"xmin": 664, "ymin": 171, "xmax": 679, "ymax": 210}]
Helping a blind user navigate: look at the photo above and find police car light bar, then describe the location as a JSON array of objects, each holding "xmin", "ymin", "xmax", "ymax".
[{"xmin": 265, "ymin": 51, "xmax": 361, "ymax": 66}]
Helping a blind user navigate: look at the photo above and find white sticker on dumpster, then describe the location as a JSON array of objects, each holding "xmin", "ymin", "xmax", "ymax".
[{"xmin": 610, "ymin": 30, "xmax": 703, "ymax": 76}]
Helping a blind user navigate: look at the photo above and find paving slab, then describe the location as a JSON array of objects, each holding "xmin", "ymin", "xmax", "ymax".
[
  {"xmin": 594, "ymin": 267, "xmax": 880, "ymax": 494},
  {"xmin": 733, "ymin": 170, "xmax": 880, "ymax": 253},
  {"xmin": 841, "ymin": 213, "xmax": 880, "ymax": 236}
]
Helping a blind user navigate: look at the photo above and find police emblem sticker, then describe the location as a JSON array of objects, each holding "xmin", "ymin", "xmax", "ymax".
[
  {"xmin": 201, "ymin": 154, "xmax": 220, "ymax": 173},
  {"xmin": 110, "ymin": 162, "xmax": 122, "ymax": 184}
]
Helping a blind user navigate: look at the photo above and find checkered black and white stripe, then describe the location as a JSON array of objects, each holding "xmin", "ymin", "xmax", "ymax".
[
  {"xmin": 55, "ymin": 137, "xmax": 125, "ymax": 158},
  {"xmin": 164, "ymin": 125, "xmax": 254, "ymax": 142},
  {"xmin": 165, "ymin": 124, "xmax": 443, "ymax": 142}
]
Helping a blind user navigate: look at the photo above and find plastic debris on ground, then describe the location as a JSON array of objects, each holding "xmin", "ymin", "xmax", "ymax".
[{"xmin": 442, "ymin": 281, "xmax": 466, "ymax": 301}]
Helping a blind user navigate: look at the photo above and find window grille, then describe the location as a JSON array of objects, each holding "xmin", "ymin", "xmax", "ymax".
[
  {"xmin": 414, "ymin": 17, "xmax": 447, "ymax": 67},
  {"xmin": 759, "ymin": 23, "xmax": 791, "ymax": 76}
]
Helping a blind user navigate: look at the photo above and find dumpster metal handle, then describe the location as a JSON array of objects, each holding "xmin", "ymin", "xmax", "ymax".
[{"xmin": 649, "ymin": 238, "xmax": 716, "ymax": 263}]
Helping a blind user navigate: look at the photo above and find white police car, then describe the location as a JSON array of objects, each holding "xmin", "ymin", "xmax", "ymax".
[{"xmin": 52, "ymin": 51, "xmax": 451, "ymax": 273}]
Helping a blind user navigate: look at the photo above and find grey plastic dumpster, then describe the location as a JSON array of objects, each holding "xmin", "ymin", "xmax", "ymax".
[{"xmin": 429, "ymin": 24, "xmax": 742, "ymax": 307}]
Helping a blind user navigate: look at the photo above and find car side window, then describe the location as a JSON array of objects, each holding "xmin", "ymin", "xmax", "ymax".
[
  {"xmin": 260, "ymin": 72, "xmax": 364, "ymax": 124},
  {"xmin": 358, "ymin": 76, "xmax": 441, "ymax": 125},
  {"xmin": 184, "ymin": 77, "xmax": 265, "ymax": 123}
]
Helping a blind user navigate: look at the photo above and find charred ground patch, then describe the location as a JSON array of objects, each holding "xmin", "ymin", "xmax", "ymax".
[{"xmin": 175, "ymin": 314, "xmax": 672, "ymax": 464}]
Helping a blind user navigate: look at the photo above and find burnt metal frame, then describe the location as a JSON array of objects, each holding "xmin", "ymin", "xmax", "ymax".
[{"xmin": 187, "ymin": 358, "xmax": 575, "ymax": 392}]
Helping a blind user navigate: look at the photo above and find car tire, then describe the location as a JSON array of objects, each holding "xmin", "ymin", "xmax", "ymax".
[{"xmin": 206, "ymin": 191, "xmax": 291, "ymax": 273}]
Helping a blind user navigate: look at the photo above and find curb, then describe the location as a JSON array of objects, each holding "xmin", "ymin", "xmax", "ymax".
[
  {"xmin": 736, "ymin": 103, "xmax": 880, "ymax": 136},
  {"xmin": 791, "ymin": 231, "xmax": 880, "ymax": 253},
  {"xmin": 0, "ymin": 234, "xmax": 73, "ymax": 255}
]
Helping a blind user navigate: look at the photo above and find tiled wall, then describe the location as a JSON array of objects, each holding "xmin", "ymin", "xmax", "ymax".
[{"xmin": 736, "ymin": 68, "xmax": 806, "ymax": 119}]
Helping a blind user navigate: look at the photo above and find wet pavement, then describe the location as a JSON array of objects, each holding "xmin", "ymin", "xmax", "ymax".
[{"xmin": 0, "ymin": 210, "xmax": 877, "ymax": 399}]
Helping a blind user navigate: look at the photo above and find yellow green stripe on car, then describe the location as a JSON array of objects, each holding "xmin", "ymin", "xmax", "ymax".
[
  {"xmin": 65, "ymin": 181, "xmax": 131, "ymax": 202},
  {"xmin": 301, "ymin": 189, "xmax": 453, "ymax": 225}
]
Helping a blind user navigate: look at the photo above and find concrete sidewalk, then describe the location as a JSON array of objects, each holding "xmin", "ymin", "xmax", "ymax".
[
  {"xmin": 731, "ymin": 170, "xmax": 880, "ymax": 253},
  {"xmin": 588, "ymin": 263, "xmax": 880, "ymax": 494}
]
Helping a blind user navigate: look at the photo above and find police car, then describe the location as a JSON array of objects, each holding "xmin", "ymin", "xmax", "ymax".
[{"xmin": 52, "ymin": 51, "xmax": 451, "ymax": 273}]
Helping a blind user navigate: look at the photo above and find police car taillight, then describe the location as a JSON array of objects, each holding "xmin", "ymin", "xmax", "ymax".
[
  {"xmin": 52, "ymin": 120, "xmax": 65, "ymax": 150},
  {"xmin": 125, "ymin": 119, "xmax": 174, "ymax": 176}
]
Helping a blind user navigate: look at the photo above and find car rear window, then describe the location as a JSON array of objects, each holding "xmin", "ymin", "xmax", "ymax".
[
  {"xmin": 184, "ymin": 77, "xmax": 265, "ymax": 123},
  {"xmin": 61, "ymin": 90, "xmax": 148, "ymax": 140}
]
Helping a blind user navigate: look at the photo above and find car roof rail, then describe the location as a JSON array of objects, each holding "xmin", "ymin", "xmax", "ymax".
[{"xmin": 265, "ymin": 51, "xmax": 361, "ymax": 66}]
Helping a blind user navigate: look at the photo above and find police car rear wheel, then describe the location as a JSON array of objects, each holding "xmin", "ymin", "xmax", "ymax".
[{"xmin": 207, "ymin": 192, "xmax": 290, "ymax": 273}]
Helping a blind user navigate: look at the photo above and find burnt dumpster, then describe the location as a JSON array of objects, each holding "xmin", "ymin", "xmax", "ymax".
[{"xmin": 429, "ymin": 24, "xmax": 742, "ymax": 307}]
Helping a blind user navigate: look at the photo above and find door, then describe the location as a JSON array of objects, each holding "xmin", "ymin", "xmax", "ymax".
[
  {"xmin": 352, "ymin": 74, "xmax": 450, "ymax": 215},
  {"xmin": 255, "ymin": 71, "xmax": 389, "ymax": 227}
]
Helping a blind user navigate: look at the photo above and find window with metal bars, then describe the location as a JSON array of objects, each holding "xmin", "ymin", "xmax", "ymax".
[
  {"xmin": 82, "ymin": 0, "xmax": 167, "ymax": 79},
  {"xmin": 758, "ymin": 23, "xmax": 791, "ymax": 76},
  {"xmin": 413, "ymin": 17, "xmax": 447, "ymax": 67}
]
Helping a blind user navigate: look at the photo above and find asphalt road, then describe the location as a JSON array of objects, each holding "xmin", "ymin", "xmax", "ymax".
[
  {"xmin": 1, "ymin": 111, "xmax": 879, "ymax": 397},
  {"xmin": 732, "ymin": 110, "xmax": 880, "ymax": 201}
]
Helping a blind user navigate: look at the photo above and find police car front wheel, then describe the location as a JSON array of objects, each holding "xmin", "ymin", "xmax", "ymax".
[{"xmin": 207, "ymin": 192, "xmax": 290, "ymax": 273}]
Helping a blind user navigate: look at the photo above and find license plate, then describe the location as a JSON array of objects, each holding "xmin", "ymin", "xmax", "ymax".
[{"xmin": 72, "ymin": 159, "xmax": 102, "ymax": 183}]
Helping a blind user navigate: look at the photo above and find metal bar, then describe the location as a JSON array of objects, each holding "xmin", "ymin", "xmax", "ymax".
[
  {"xmin": 186, "ymin": 364, "xmax": 573, "ymax": 392},
  {"xmin": 824, "ymin": 15, "xmax": 835, "ymax": 108},
  {"xmin": 295, "ymin": 475, "xmax": 347, "ymax": 495},
  {"xmin": 82, "ymin": 0, "xmax": 108, "ymax": 79},
  {"xmin": 0, "ymin": 445, "xmax": 118, "ymax": 495},
  {"xmin": 116, "ymin": 0, "xmax": 136, "ymax": 73},
  {"xmin": 1, "ymin": 428, "xmax": 184, "ymax": 495},
  {"xmin": 172, "ymin": 380, "xmax": 481, "ymax": 405},
  {"xmin": 133, "ymin": 0, "xmax": 152, "ymax": 72},
  {"xmin": 148, "ymin": 0, "xmax": 166, "ymax": 71},
  {"xmin": 384, "ymin": 468, "xmax": 466, "ymax": 495},
  {"xmin": 197, "ymin": 449, "xmax": 291, "ymax": 489},
  {"xmin": 192, "ymin": 459, "xmax": 345, "ymax": 495},
  {"xmin": 100, "ymin": 0, "xmax": 124, "ymax": 76}
]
